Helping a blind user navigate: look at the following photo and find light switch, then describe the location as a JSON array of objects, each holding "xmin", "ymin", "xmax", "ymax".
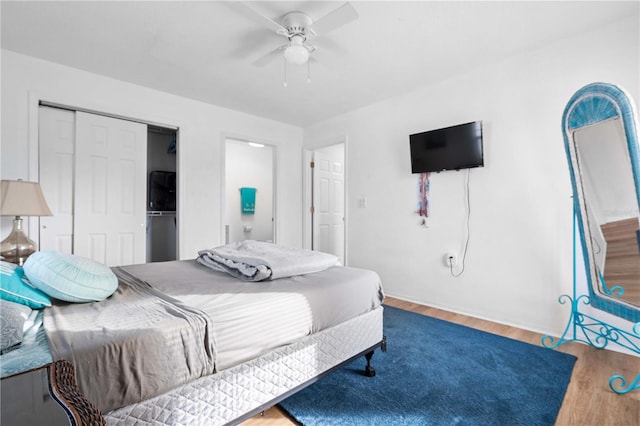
[{"xmin": 357, "ymin": 197, "xmax": 367, "ymax": 208}]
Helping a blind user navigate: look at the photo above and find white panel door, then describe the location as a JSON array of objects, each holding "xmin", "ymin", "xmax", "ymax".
[
  {"xmin": 313, "ymin": 145, "xmax": 345, "ymax": 264},
  {"xmin": 38, "ymin": 107, "xmax": 76, "ymax": 254},
  {"xmin": 74, "ymin": 112, "xmax": 147, "ymax": 266}
]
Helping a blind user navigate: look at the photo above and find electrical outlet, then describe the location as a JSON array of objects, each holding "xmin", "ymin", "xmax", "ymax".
[{"xmin": 445, "ymin": 252, "xmax": 457, "ymax": 267}]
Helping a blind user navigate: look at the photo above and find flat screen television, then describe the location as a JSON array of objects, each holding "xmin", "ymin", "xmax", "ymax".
[{"xmin": 409, "ymin": 121, "xmax": 484, "ymax": 173}]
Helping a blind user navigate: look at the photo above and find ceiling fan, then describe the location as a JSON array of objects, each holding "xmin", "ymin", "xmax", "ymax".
[{"xmin": 232, "ymin": 2, "xmax": 359, "ymax": 67}]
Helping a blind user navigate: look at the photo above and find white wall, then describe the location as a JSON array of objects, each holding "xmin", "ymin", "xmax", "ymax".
[
  {"xmin": 1, "ymin": 49, "xmax": 304, "ymax": 258},
  {"xmin": 225, "ymin": 140, "xmax": 274, "ymax": 243},
  {"xmin": 303, "ymin": 16, "xmax": 640, "ymax": 337}
]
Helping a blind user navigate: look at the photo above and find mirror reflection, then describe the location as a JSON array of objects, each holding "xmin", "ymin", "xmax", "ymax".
[{"xmin": 572, "ymin": 117, "xmax": 640, "ymax": 307}]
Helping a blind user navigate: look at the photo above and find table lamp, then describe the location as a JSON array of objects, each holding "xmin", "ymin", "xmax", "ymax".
[{"xmin": 0, "ymin": 179, "xmax": 52, "ymax": 265}]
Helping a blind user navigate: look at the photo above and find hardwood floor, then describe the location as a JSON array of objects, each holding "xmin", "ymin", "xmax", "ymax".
[
  {"xmin": 241, "ymin": 297, "xmax": 640, "ymax": 426},
  {"xmin": 601, "ymin": 218, "xmax": 640, "ymax": 306}
]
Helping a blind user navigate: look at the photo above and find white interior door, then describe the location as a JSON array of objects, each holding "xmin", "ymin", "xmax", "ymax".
[
  {"xmin": 38, "ymin": 107, "xmax": 75, "ymax": 253},
  {"xmin": 74, "ymin": 112, "xmax": 147, "ymax": 266},
  {"xmin": 313, "ymin": 144, "xmax": 345, "ymax": 264}
]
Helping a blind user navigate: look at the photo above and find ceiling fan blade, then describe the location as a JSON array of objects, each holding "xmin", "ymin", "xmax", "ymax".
[
  {"xmin": 227, "ymin": 2, "xmax": 287, "ymax": 34},
  {"xmin": 252, "ymin": 45, "xmax": 286, "ymax": 67},
  {"xmin": 311, "ymin": 2, "xmax": 358, "ymax": 36}
]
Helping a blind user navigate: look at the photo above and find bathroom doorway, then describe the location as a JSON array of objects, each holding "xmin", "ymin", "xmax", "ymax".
[{"xmin": 224, "ymin": 138, "xmax": 275, "ymax": 244}]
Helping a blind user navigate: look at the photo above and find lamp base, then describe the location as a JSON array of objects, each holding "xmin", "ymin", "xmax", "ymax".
[{"xmin": 0, "ymin": 217, "xmax": 37, "ymax": 266}]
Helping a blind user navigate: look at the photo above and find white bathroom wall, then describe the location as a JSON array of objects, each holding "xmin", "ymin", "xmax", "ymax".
[
  {"xmin": 0, "ymin": 49, "xmax": 303, "ymax": 257},
  {"xmin": 303, "ymin": 16, "xmax": 640, "ymax": 337},
  {"xmin": 225, "ymin": 140, "xmax": 274, "ymax": 243}
]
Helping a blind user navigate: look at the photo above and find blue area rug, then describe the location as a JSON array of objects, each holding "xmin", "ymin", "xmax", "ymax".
[{"xmin": 279, "ymin": 305, "xmax": 576, "ymax": 426}]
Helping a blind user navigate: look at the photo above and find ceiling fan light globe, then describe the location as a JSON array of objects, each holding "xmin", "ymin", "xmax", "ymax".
[{"xmin": 284, "ymin": 45, "xmax": 309, "ymax": 65}]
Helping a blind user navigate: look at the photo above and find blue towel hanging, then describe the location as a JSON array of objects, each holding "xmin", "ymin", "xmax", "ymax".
[{"xmin": 240, "ymin": 187, "xmax": 256, "ymax": 214}]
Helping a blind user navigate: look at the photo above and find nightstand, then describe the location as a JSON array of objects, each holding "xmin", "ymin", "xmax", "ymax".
[{"xmin": 1, "ymin": 360, "xmax": 104, "ymax": 425}]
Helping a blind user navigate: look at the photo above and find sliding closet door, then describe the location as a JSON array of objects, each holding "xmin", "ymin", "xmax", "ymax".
[
  {"xmin": 74, "ymin": 112, "xmax": 147, "ymax": 266},
  {"xmin": 39, "ymin": 107, "xmax": 76, "ymax": 253}
]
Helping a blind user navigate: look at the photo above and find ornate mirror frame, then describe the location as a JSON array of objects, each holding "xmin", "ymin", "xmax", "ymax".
[{"xmin": 543, "ymin": 82, "xmax": 640, "ymax": 394}]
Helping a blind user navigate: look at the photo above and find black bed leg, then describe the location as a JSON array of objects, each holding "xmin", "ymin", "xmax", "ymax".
[
  {"xmin": 363, "ymin": 337, "xmax": 386, "ymax": 377},
  {"xmin": 364, "ymin": 351, "xmax": 376, "ymax": 377}
]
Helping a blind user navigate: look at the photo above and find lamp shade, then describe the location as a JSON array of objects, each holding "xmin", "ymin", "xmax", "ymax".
[{"xmin": 0, "ymin": 180, "xmax": 52, "ymax": 217}]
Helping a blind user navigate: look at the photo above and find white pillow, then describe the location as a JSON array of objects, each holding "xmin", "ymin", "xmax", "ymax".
[{"xmin": 23, "ymin": 251, "xmax": 118, "ymax": 303}]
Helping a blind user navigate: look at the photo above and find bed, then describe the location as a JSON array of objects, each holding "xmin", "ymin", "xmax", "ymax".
[{"xmin": 1, "ymin": 243, "xmax": 385, "ymax": 425}]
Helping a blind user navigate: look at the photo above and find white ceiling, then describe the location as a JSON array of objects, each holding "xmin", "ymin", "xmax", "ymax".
[{"xmin": 2, "ymin": 1, "xmax": 638, "ymax": 127}]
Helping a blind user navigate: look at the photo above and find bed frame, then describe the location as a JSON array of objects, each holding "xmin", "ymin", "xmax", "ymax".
[{"xmin": 104, "ymin": 305, "xmax": 386, "ymax": 425}]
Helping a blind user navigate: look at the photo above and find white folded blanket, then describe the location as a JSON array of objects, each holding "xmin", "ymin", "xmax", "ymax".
[{"xmin": 197, "ymin": 240, "xmax": 339, "ymax": 281}]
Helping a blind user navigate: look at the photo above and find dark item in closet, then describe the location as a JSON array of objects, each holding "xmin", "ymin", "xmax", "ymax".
[{"xmin": 148, "ymin": 171, "xmax": 176, "ymax": 211}]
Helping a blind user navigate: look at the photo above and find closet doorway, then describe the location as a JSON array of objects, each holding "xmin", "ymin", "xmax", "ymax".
[
  {"xmin": 38, "ymin": 105, "xmax": 178, "ymax": 266},
  {"xmin": 224, "ymin": 138, "xmax": 275, "ymax": 244},
  {"xmin": 146, "ymin": 126, "xmax": 178, "ymax": 262}
]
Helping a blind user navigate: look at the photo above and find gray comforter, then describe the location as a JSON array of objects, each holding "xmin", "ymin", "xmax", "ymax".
[
  {"xmin": 122, "ymin": 260, "xmax": 384, "ymax": 371},
  {"xmin": 197, "ymin": 240, "xmax": 339, "ymax": 281},
  {"xmin": 44, "ymin": 268, "xmax": 216, "ymax": 413}
]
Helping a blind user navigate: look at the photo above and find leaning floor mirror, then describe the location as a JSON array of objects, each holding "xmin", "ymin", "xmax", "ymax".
[{"xmin": 543, "ymin": 82, "xmax": 640, "ymax": 394}]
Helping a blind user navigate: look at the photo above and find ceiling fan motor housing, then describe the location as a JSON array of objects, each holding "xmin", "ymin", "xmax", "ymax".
[{"xmin": 281, "ymin": 11, "xmax": 314, "ymax": 39}]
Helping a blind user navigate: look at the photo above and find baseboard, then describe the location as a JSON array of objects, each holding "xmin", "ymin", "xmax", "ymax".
[
  {"xmin": 384, "ymin": 292, "xmax": 640, "ymax": 356},
  {"xmin": 384, "ymin": 292, "xmax": 564, "ymax": 342}
]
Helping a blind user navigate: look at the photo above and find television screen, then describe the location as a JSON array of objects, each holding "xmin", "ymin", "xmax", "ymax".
[{"xmin": 410, "ymin": 121, "xmax": 483, "ymax": 173}]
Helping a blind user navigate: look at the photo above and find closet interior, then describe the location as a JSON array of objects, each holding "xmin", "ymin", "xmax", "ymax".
[{"xmin": 146, "ymin": 126, "xmax": 177, "ymax": 263}]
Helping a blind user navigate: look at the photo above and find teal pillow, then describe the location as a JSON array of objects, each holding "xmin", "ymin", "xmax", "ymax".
[
  {"xmin": 0, "ymin": 261, "xmax": 52, "ymax": 309},
  {"xmin": 23, "ymin": 251, "xmax": 118, "ymax": 303}
]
